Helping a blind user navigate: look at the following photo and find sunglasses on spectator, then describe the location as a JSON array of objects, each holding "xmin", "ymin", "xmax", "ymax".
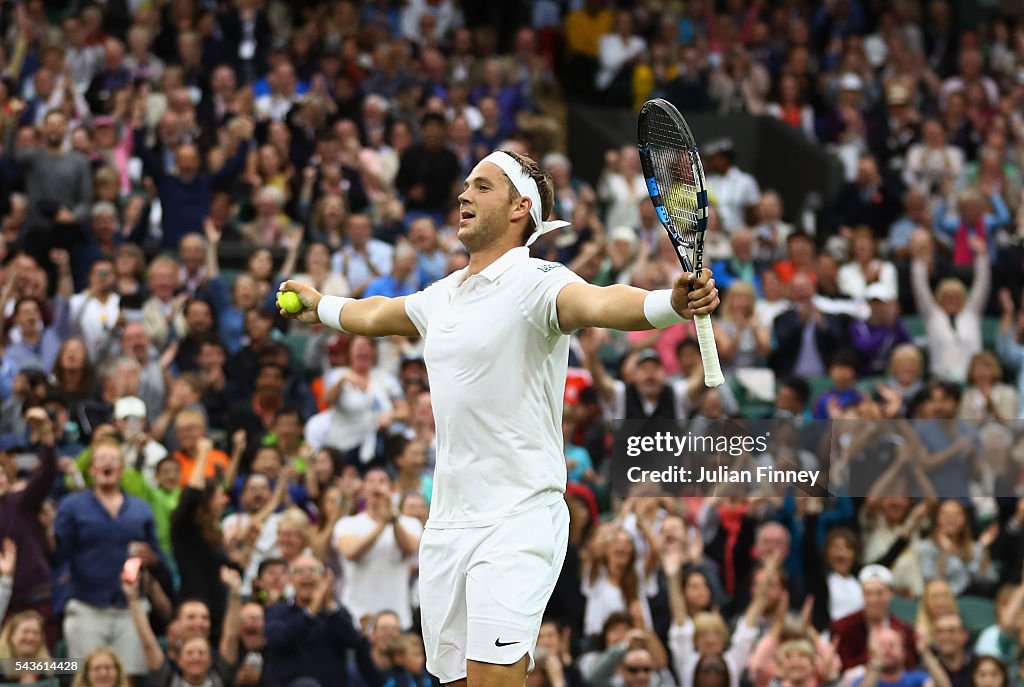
[
  {"xmin": 291, "ymin": 566, "xmax": 324, "ymax": 575},
  {"xmin": 624, "ymin": 666, "xmax": 653, "ymax": 674}
]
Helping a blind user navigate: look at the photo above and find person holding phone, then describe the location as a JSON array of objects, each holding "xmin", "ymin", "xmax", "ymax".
[{"xmin": 55, "ymin": 434, "xmax": 167, "ymax": 678}]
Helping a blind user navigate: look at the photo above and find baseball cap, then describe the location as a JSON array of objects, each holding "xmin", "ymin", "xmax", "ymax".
[
  {"xmin": 608, "ymin": 226, "xmax": 638, "ymax": 248},
  {"xmin": 703, "ymin": 138, "xmax": 734, "ymax": 157},
  {"xmin": 839, "ymin": 73, "xmax": 864, "ymax": 91},
  {"xmin": 636, "ymin": 349, "xmax": 663, "ymax": 366},
  {"xmin": 565, "ymin": 482, "xmax": 599, "ymax": 524},
  {"xmin": 114, "ymin": 396, "xmax": 147, "ymax": 421},
  {"xmin": 858, "ymin": 564, "xmax": 893, "ymax": 587},
  {"xmin": 864, "ymin": 283, "xmax": 896, "ymax": 302},
  {"xmin": 93, "ymin": 116, "xmax": 116, "ymax": 129}
]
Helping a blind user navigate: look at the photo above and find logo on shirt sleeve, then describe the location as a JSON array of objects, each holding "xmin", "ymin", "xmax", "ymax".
[{"xmin": 536, "ymin": 262, "xmax": 565, "ymax": 273}]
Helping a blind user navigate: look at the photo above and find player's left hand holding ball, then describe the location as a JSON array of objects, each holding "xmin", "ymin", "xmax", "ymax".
[
  {"xmin": 671, "ymin": 268, "xmax": 719, "ymax": 319},
  {"xmin": 277, "ymin": 280, "xmax": 323, "ymax": 324}
]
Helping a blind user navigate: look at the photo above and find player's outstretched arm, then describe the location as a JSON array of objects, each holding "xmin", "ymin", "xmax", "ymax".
[
  {"xmin": 556, "ymin": 269, "xmax": 719, "ymax": 333},
  {"xmin": 277, "ymin": 280, "xmax": 420, "ymax": 337}
]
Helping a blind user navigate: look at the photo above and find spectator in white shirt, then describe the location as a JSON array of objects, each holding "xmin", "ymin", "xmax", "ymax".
[
  {"xmin": 63, "ymin": 16, "xmax": 103, "ymax": 93},
  {"xmin": 68, "ymin": 259, "xmax": 121, "ymax": 362},
  {"xmin": 838, "ymin": 228, "xmax": 899, "ymax": 300},
  {"xmin": 595, "ymin": 11, "xmax": 647, "ymax": 95},
  {"xmin": 334, "ymin": 468, "xmax": 422, "ymax": 629},
  {"xmin": 255, "ymin": 62, "xmax": 301, "ymax": 122},
  {"xmin": 705, "ymin": 139, "xmax": 761, "ymax": 234},
  {"xmin": 909, "ymin": 231, "xmax": 990, "ymax": 383},
  {"xmin": 322, "ymin": 336, "xmax": 403, "ymax": 466},
  {"xmin": 222, "ymin": 474, "xmax": 285, "ymax": 596},
  {"xmin": 751, "ymin": 190, "xmax": 796, "ymax": 262},
  {"xmin": 902, "ymin": 119, "xmax": 964, "ymax": 198},
  {"xmin": 598, "ymin": 146, "xmax": 647, "ymax": 232}
]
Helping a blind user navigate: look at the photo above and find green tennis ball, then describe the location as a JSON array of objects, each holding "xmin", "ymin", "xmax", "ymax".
[{"xmin": 277, "ymin": 291, "xmax": 303, "ymax": 314}]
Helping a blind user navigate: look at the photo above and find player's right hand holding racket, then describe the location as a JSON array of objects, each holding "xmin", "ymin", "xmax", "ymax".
[{"xmin": 670, "ymin": 270, "xmax": 720, "ymax": 319}]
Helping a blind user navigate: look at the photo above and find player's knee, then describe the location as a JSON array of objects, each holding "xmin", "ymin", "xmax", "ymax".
[
  {"xmin": 444, "ymin": 679, "xmax": 468, "ymax": 687},
  {"xmin": 467, "ymin": 656, "xmax": 529, "ymax": 687}
]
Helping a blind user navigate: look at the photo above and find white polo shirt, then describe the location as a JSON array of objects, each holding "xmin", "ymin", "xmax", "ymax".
[{"xmin": 404, "ymin": 247, "xmax": 584, "ymax": 529}]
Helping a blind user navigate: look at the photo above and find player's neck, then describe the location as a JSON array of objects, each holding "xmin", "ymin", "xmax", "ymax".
[{"xmin": 466, "ymin": 239, "xmax": 522, "ymax": 277}]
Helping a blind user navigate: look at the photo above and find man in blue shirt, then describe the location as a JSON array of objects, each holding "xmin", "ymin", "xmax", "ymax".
[
  {"xmin": 364, "ymin": 242, "xmax": 421, "ymax": 299},
  {"xmin": 852, "ymin": 626, "xmax": 950, "ymax": 687},
  {"xmin": 264, "ymin": 554, "xmax": 376, "ymax": 687},
  {"xmin": 55, "ymin": 436, "xmax": 166, "ymax": 677}
]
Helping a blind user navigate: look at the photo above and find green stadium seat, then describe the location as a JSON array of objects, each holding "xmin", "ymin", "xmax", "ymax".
[
  {"xmin": 902, "ymin": 315, "xmax": 926, "ymax": 346},
  {"xmin": 284, "ymin": 332, "xmax": 310, "ymax": 370},
  {"xmin": 808, "ymin": 375, "xmax": 834, "ymax": 404},
  {"xmin": 856, "ymin": 375, "xmax": 886, "ymax": 395},
  {"xmin": 727, "ymin": 374, "xmax": 775, "ymax": 418},
  {"xmin": 957, "ymin": 595, "xmax": 995, "ymax": 637},
  {"xmin": 982, "ymin": 317, "xmax": 999, "ymax": 351},
  {"xmin": 889, "ymin": 596, "xmax": 918, "ymax": 625},
  {"xmin": 220, "ymin": 268, "xmax": 241, "ymax": 288}
]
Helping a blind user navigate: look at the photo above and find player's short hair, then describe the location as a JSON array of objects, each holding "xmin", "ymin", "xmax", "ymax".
[{"xmin": 496, "ymin": 149, "xmax": 555, "ymax": 244}]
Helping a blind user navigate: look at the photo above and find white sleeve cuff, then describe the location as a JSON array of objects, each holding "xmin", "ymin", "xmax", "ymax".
[
  {"xmin": 644, "ymin": 289, "xmax": 686, "ymax": 328},
  {"xmin": 317, "ymin": 296, "xmax": 353, "ymax": 332}
]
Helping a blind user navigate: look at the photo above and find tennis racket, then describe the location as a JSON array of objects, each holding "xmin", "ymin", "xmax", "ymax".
[{"xmin": 637, "ymin": 98, "xmax": 724, "ymax": 388}]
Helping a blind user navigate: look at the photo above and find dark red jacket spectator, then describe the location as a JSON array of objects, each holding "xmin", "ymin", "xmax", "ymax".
[{"xmin": 831, "ymin": 610, "xmax": 918, "ymax": 671}]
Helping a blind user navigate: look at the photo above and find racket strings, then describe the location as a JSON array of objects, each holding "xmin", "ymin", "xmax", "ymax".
[{"xmin": 644, "ymin": 110, "xmax": 701, "ymax": 246}]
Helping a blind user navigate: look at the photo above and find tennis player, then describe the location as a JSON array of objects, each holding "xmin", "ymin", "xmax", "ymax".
[{"xmin": 277, "ymin": 150, "xmax": 719, "ymax": 687}]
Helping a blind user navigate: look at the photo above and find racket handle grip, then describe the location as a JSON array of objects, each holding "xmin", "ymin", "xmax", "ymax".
[{"xmin": 693, "ymin": 314, "xmax": 725, "ymax": 388}]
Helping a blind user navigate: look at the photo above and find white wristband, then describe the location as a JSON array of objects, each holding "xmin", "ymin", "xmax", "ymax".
[
  {"xmin": 644, "ymin": 289, "xmax": 686, "ymax": 329},
  {"xmin": 317, "ymin": 295, "xmax": 353, "ymax": 332}
]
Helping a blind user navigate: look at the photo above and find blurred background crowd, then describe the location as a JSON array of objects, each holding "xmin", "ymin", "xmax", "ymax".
[{"xmin": 3, "ymin": 0, "xmax": 1024, "ymax": 686}]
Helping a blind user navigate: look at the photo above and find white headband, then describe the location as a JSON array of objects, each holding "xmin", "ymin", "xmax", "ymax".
[{"xmin": 481, "ymin": 151, "xmax": 570, "ymax": 246}]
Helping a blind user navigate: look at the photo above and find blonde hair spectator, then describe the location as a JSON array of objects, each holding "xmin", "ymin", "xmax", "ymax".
[
  {"xmin": 71, "ymin": 648, "xmax": 131, "ymax": 687},
  {"xmin": 0, "ymin": 610, "xmax": 50, "ymax": 662}
]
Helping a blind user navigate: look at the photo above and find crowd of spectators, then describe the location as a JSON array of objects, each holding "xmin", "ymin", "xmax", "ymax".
[{"xmin": 2, "ymin": 1, "xmax": 1024, "ymax": 687}]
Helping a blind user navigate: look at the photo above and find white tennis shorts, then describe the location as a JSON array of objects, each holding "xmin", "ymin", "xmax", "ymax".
[{"xmin": 419, "ymin": 498, "xmax": 570, "ymax": 684}]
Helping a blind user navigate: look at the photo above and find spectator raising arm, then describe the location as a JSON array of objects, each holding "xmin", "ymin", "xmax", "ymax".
[
  {"xmin": 123, "ymin": 576, "xmax": 166, "ymax": 673},
  {"xmin": 219, "ymin": 566, "xmax": 244, "ymax": 666},
  {"xmin": 915, "ymin": 633, "xmax": 954, "ymax": 687},
  {"xmin": 579, "ymin": 327, "xmax": 618, "ymax": 408}
]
